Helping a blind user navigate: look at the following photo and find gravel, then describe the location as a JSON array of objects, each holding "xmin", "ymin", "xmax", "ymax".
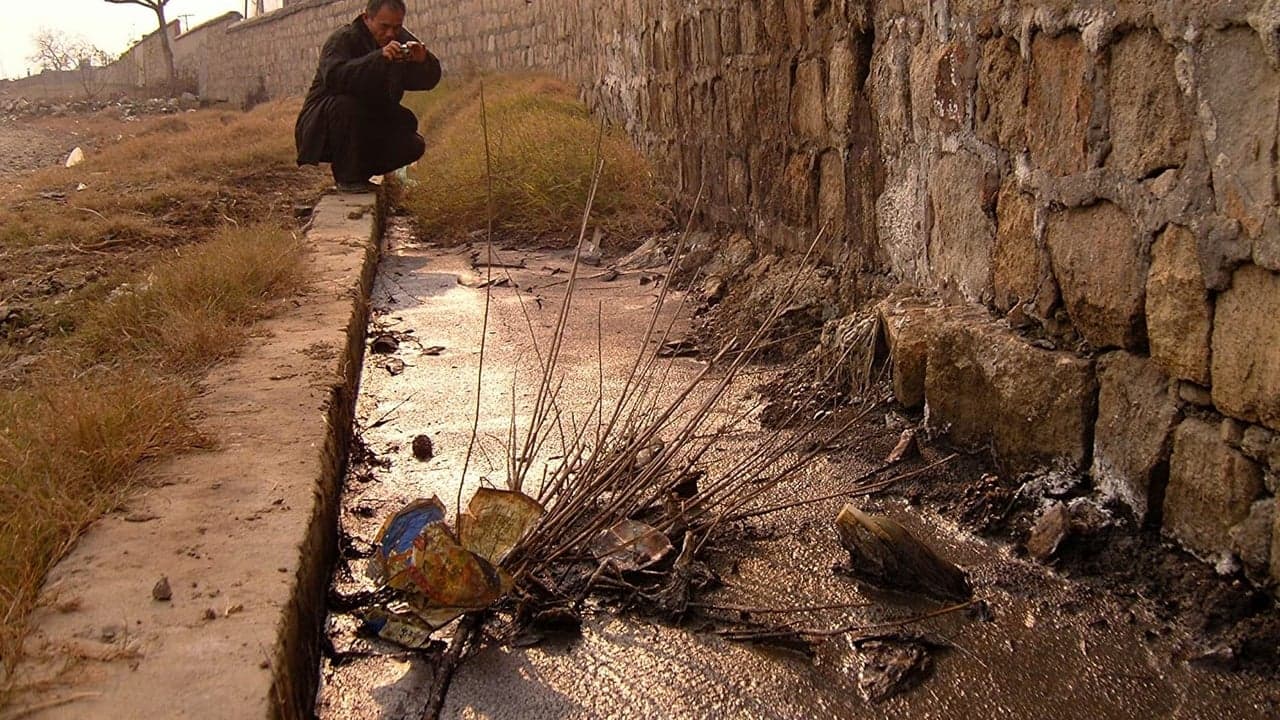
[{"xmin": 0, "ymin": 121, "xmax": 76, "ymax": 177}]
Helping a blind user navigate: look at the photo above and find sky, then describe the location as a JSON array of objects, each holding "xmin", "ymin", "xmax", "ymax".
[{"xmin": 0, "ymin": 0, "xmax": 251, "ymax": 80}]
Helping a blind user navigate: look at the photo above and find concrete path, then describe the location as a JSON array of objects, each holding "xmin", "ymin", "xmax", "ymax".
[{"xmin": 12, "ymin": 192, "xmax": 380, "ymax": 720}]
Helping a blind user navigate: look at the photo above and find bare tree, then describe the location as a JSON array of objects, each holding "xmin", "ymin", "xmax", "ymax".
[
  {"xmin": 29, "ymin": 28, "xmax": 90, "ymax": 72},
  {"xmin": 104, "ymin": 0, "xmax": 176, "ymax": 87},
  {"xmin": 29, "ymin": 29, "xmax": 116, "ymax": 99}
]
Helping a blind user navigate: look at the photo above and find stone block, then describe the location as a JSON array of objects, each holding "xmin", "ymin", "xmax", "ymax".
[
  {"xmin": 878, "ymin": 297, "xmax": 946, "ymax": 410},
  {"xmin": 869, "ymin": 31, "xmax": 914, "ymax": 157},
  {"xmin": 977, "ymin": 36, "xmax": 1025, "ymax": 150},
  {"xmin": 1212, "ymin": 264, "xmax": 1280, "ymax": 430},
  {"xmin": 1046, "ymin": 201, "xmax": 1147, "ymax": 350},
  {"xmin": 1178, "ymin": 381, "xmax": 1213, "ymax": 407},
  {"xmin": 934, "ymin": 42, "xmax": 976, "ymax": 131},
  {"xmin": 928, "ymin": 152, "xmax": 997, "ymax": 303},
  {"xmin": 1108, "ymin": 31, "xmax": 1189, "ymax": 181},
  {"xmin": 877, "ymin": 164, "xmax": 928, "ymax": 287},
  {"xmin": 925, "ymin": 311, "xmax": 1097, "ymax": 472},
  {"xmin": 1146, "ymin": 225, "xmax": 1212, "ymax": 384},
  {"xmin": 992, "ymin": 180, "xmax": 1057, "ymax": 316},
  {"xmin": 1241, "ymin": 425, "xmax": 1276, "ymax": 464},
  {"xmin": 1092, "ymin": 352, "xmax": 1180, "ymax": 521},
  {"xmin": 1164, "ymin": 417, "xmax": 1265, "ymax": 562},
  {"xmin": 1027, "ymin": 32, "xmax": 1092, "ymax": 176},
  {"xmin": 1197, "ymin": 29, "xmax": 1280, "ymax": 240},
  {"xmin": 1230, "ymin": 499, "xmax": 1274, "ymax": 583},
  {"xmin": 791, "ymin": 58, "xmax": 827, "ymax": 140},
  {"xmin": 818, "ymin": 150, "xmax": 846, "ymax": 236},
  {"xmin": 827, "ymin": 39, "xmax": 856, "ymax": 134}
]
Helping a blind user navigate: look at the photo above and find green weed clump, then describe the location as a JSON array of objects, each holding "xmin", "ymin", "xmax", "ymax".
[{"xmin": 401, "ymin": 75, "xmax": 667, "ymax": 243}]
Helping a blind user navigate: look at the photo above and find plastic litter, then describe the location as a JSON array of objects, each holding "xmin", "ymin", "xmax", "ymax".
[{"xmin": 590, "ymin": 519, "xmax": 673, "ymax": 572}]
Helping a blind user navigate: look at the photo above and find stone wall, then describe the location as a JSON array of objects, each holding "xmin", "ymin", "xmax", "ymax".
[
  {"xmin": 865, "ymin": 1, "xmax": 1280, "ymax": 586},
  {"xmin": 65, "ymin": 0, "xmax": 1280, "ymax": 584},
  {"xmin": 2, "ymin": 20, "xmax": 186, "ymax": 100},
  {"xmin": 98, "ymin": 20, "xmax": 183, "ymax": 90},
  {"xmin": 175, "ymin": 13, "xmax": 243, "ymax": 93}
]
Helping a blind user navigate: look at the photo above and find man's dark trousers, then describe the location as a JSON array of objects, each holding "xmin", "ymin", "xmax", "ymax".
[{"xmin": 315, "ymin": 97, "xmax": 426, "ymax": 184}]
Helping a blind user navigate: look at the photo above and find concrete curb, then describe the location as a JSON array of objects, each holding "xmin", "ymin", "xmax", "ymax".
[
  {"xmin": 13, "ymin": 192, "xmax": 383, "ymax": 720},
  {"xmin": 272, "ymin": 191, "xmax": 384, "ymax": 718}
]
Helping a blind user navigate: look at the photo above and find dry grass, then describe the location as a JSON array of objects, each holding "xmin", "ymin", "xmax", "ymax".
[
  {"xmin": 0, "ymin": 103, "xmax": 325, "ymax": 686},
  {"xmin": 0, "ymin": 369, "xmax": 202, "ymax": 673},
  {"xmin": 0, "ymin": 101, "xmax": 329, "ymax": 353},
  {"xmin": 74, "ymin": 226, "xmax": 308, "ymax": 371},
  {"xmin": 401, "ymin": 75, "xmax": 667, "ymax": 244}
]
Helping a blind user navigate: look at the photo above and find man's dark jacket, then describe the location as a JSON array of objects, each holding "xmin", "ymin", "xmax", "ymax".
[{"xmin": 295, "ymin": 16, "xmax": 442, "ymax": 166}]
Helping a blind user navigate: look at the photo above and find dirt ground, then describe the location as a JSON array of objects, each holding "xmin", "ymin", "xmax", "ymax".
[{"xmin": 0, "ymin": 117, "xmax": 100, "ymax": 178}]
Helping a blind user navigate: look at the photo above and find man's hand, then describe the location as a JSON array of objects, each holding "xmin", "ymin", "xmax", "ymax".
[
  {"xmin": 381, "ymin": 41, "xmax": 409, "ymax": 63},
  {"xmin": 382, "ymin": 41, "xmax": 428, "ymax": 64},
  {"xmin": 406, "ymin": 42, "xmax": 429, "ymax": 64}
]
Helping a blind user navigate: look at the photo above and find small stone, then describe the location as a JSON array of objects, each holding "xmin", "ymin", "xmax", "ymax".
[
  {"xmin": 1178, "ymin": 382, "xmax": 1214, "ymax": 407},
  {"xmin": 885, "ymin": 429, "xmax": 919, "ymax": 463},
  {"xmin": 1005, "ymin": 304, "xmax": 1034, "ymax": 331},
  {"xmin": 1027, "ymin": 503, "xmax": 1070, "ymax": 561},
  {"xmin": 1145, "ymin": 169, "xmax": 1180, "ymax": 198},
  {"xmin": 1067, "ymin": 497, "xmax": 1111, "ymax": 536},
  {"xmin": 152, "ymin": 576, "xmax": 172, "ymax": 602},
  {"xmin": 225, "ymin": 603, "xmax": 244, "ymax": 617},
  {"xmin": 412, "ymin": 435, "xmax": 435, "ymax": 461},
  {"xmin": 100, "ymin": 624, "xmax": 124, "ymax": 643},
  {"xmin": 202, "ymin": 608, "xmax": 218, "ymax": 621},
  {"xmin": 1228, "ymin": 499, "xmax": 1274, "ymax": 582},
  {"xmin": 1240, "ymin": 426, "xmax": 1275, "ymax": 463},
  {"xmin": 1221, "ymin": 418, "xmax": 1246, "ymax": 447}
]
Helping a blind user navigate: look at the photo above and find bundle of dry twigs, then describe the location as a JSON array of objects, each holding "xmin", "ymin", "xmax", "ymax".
[{"xmin": 405, "ymin": 84, "xmax": 972, "ymax": 719}]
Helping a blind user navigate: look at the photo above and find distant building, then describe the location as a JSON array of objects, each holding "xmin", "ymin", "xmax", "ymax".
[{"xmin": 245, "ymin": 1, "xmax": 286, "ymax": 18}]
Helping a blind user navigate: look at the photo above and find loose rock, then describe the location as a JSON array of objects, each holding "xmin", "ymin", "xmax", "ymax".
[
  {"xmin": 152, "ymin": 576, "xmax": 172, "ymax": 602},
  {"xmin": 412, "ymin": 434, "xmax": 435, "ymax": 461},
  {"xmin": 1026, "ymin": 502, "xmax": 1070, "ymax": 561}
]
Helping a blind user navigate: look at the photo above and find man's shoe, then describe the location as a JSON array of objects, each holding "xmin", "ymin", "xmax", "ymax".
[{"xmin": 335, "ymin": 180, "xmax": 378, "ymax": 194}]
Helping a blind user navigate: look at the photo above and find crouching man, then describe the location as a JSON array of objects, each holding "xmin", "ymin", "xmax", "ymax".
[{"xmin": 295, "ymin": 0, "xmax": 442, "ymax": 193}]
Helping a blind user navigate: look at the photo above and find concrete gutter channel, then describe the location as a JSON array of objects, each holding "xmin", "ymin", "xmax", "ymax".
[{"xmin": 14, "ymin": 192, "xmax": 384, "ymax": 720}]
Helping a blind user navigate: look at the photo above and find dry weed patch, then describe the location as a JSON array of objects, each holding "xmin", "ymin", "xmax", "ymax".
[
  {"xmin": 0, "ymin": 369, "xmax": 201, "ymax": 676},
  {"xmin": 0, "ymin": 103, "xmax": 326, "ymax": 686},
  {"xmin": 401, "ymin": 75, "xmax": 667, "ymax": 243},
  {"xmin": 75, "ymin": 225, "xmax": 307, "ymax": 371}
]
